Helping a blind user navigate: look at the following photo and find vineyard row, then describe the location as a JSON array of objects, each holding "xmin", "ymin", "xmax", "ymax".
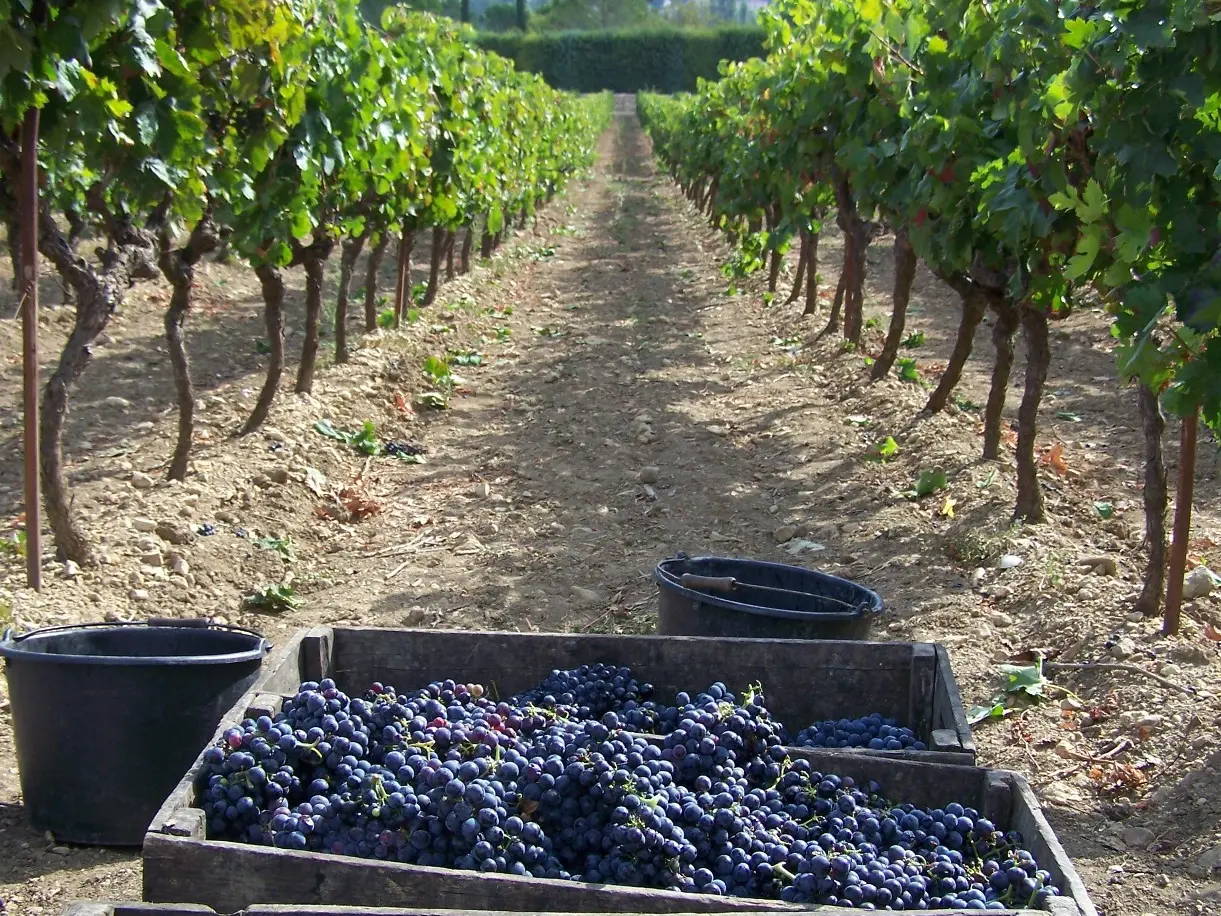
[
  {"xmin": 0, "ymin": 0, "xmax": 613, "ymax": 568},
  {"xmin": 637, "ymin": 0, "xmax": 1219, "ymax": 629}
]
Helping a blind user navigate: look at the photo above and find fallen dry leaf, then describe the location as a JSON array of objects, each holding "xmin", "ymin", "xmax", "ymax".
[
  {"xmin": 1041, "ymin": 442, "xmax": 1069, "ymax": 476},
  {"xmin": 1205, "ymin": 622, "xmax": 1221, "ymax": 642},
  {"xmin": 340, "ymin": 486, "xmax": 383, "ymax": 520}
]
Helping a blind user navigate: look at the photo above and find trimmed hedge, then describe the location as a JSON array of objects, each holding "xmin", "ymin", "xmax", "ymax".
[{"xmin": 474, "ymin": 27, "xmax": 765, "ymax": 93}]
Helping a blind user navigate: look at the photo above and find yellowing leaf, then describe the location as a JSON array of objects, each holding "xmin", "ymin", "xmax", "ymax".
[{"xmin": 940, "ymin": 496, "xmax": 956, "ymax": 519}]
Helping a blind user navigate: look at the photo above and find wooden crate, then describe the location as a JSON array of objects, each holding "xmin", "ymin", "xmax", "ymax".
[{"xmin": 142, "ymin": 628, "xmax": 1093, "ymax": 915}]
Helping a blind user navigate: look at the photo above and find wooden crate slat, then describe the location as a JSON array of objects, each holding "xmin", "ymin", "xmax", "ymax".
[
  {"xmin": 142, "ymin": 834, "xmax": 783, "ymax": 915},
  {"xmin": 933, "ymin": 645, "xmax": 975, "ymax": 754},
  {"xmin": 330, "ymin": 629, "xmax": 925, "ymax": 729},
  {"xmin": 62, "ymin": 908, "xmax": 1042, "ymax": 916}
]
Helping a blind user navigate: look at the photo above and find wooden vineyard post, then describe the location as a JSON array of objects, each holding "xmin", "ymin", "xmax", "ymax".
[
  {"xmin": 20, "ymin": 106, "xmax": 41, "ymax": 590},
  {"xmin": 1163, "ymin": 408, "xmax": 1199, "ymax": 637}
]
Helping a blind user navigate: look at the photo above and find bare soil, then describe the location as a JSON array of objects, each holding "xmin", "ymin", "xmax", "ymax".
[{"xmin": 0, "ymin": 99, "xmax": 1219, "ymax": 915}]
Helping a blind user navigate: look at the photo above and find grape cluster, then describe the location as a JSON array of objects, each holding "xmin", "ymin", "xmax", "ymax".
[
  {"xmin": 511, "ymin": 663, "xmax": 651, "ymax": 720},
  {"xmin": 794, "ymin": 715, "xmax": 927, "ymax": 752},
  {"xmin": 198, "ymin": 666, "xmax": 1062, "ymax": 910},
  {"xmin": 384, "ymin": 441, "xmax": 426, "ymax": 458}
]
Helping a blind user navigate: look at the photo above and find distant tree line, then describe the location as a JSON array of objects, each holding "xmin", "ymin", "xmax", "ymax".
[
  {"xmin": 360, "ymin": 0, "xmax": 760, "ymax": 34},
  {"xmin": 475, "ymin": 26, "xmax": 765, "ymax": 91}
]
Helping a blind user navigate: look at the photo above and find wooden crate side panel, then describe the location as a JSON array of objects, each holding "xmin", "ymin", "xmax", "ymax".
[
  {"xmin": 259, "ymin": 628, "xmax": 331, "ymax": 695},
  {"xmin": 907, "ymin": 644, "xmax": 937, "ymax": 746},
  {"xmin": 242, "ymin": 911, "xmax": 800, "ymax": 916},
  {"xmin": 241, "ymin": 908, "xmax": 1030, "ymax": 916},
  {"xmin": 779, "ymin": 749, "xmax": 998, "ymax": 815},
  {"xmin": 1007, "ymin": 776, "xmax": 1099, "ymax": 916},
  {"xmin": 787, "ymin": 746, "xmax": 979, "ymax": 767},
  {"xmin": 65, "ymin": 908, "xmax": 1035, "ymax": 916},
  {"xmin": 933, "ymin": 646, "xmax": 975, "ymax": 754},
  {"xmin": 329, "ymin": 630, "xmax": 921, "ymax": 731},
  {"xmin": 142, "ymin": 834, "xmax": 784, "ymax": 915}
]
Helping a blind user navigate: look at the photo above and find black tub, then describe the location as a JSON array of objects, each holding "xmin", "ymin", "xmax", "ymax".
[
  {"xmin": 654, "ymin": 554, "xmax": 883, "ymax": 640},
  {"xmin": 0, "ymin": 618, "xmax": 270, "ymax": 845}
]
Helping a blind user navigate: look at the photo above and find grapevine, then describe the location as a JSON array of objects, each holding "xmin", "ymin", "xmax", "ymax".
[
  {"xmin": 0, "ymin": 0, "xmax": 611, "ymax": 564},
  {"xmin": 639, "ymin": 0, "xmax": 1221, "ymax": 629}
]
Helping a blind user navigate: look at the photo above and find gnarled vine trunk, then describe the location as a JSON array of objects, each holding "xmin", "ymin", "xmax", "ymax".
[
  {"xmin": 461, "ymin": 225, "xmax": 474, "ymax": 274},
  {"xmin": 819, "ymin": 269, "xmax": 847, "ymax": 338},
  {"xmin": 445, "ymin": 229, "xmax": 456, "ymax": 281},
  {"xmin": 422, "ymin": 226, "xmax": 445, "ymax": 306},
  {"xmin": 159, "ymin": 217, "xmax": 219, "ymax": 481},
  {"xmin": 871, "ymin": 230, "xmax": 917, "ymax": 382},
  {"xmin": 832, "ymin": 169, "xmax": 871, "ymax": 345},
  {"xmin": 1014, "ymin": 307, "xmax": 1051, "ymax": 522},
  {"xmin": 295, "ymin": 238, "xmax": 335, "ymax": 394},
  {"xmin": 983, "ymin": 301, "xmax": 1021, "ymax": 460},
  {"xmin": 785, "ymin": 230, "xmax": 808, "ymax": 306},
  {"xmin": 393, "ymin": 231, "xmax": 414, "ymax": 326},
  {"xmin": 335, "ymin": 232, "xmax": 366, "ymax": 364},
  {"xmin": 241, "ymin": 263, "xmax": 285, "ymax": 436},
  {"xmin": 924, "ymin": 281, "xmax": 986, "ymax": 413},
  {"xmin": 765, "ymin": 205, "xmax": 782, "ymax": 295},
  {"xmin": 1135, "ymin": 383, "xmax": 1168, "ymax": 617},
  {"xmin": 34, "ymin": 206, "xmax": 152, "ymax": 562},
  {"xmin": 363, "ymin": 233, "xmax": 389, "ymax": 332},
  {"xmin": 802, "ymin": 230, "xmax": 821, "ymax": 317}
]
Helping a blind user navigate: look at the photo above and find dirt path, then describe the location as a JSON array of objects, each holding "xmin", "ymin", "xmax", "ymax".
[{"xmin": 1, "ymin": 101, "xmax": 1219, "ymax": 915}]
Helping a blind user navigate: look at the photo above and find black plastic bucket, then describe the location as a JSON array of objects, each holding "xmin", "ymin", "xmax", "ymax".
[
  {"xmin": 654, "ymin": 554, "xmax": 883, "ymax": 640},
  {"xmin": 0, "ymin": 618, "xmax": 270, "ymax": 845}
]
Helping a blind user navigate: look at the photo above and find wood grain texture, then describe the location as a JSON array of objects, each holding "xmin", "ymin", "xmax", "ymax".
[
  {"xmin": 142, "ymin": 832, "xmax": 1080, "ymax": 916},
  {"xmin": 142, "ymin": 834, "xmax": 782, "ymax": 914},
  {"xmin": 933, "ymin": 645, "xmax": 975, "ymax": 754},
  {"xmin": 321, "ymin": 628, "xmax": 969, "ymax": 754},
  {"xmin": 63, "ymin": 907, "xmax": 1050, "ymax": 916}
]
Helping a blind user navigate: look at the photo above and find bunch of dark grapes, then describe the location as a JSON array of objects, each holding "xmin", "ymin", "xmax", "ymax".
[
  {"xmin": 794, "ymin": 714, "xmax": 928, "ymax": 751},
  {"xmin": 633, "ymin": 682, "xmax": 788, "ymax": 784},
  {"xmin": 511, "ymin": 663, "xmax": 652, "ymax": 720},
  {"xmin": 195, "ymin": 665, "xmax": 1064, "ymax": 909},
  {"xmin": 384, "ymin": 441, "xmax": 426, "ymax": 458}
]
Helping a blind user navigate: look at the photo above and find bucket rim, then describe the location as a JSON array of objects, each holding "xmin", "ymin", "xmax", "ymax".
[
  {"xmin": 654, "ymin": 554, "xmax": 883, "ymax": 621},
  {"xmin": 0, "ymin": 619, "xmax": 272, "ymax": 667}
]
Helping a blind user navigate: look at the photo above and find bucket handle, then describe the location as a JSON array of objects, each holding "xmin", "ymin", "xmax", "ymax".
[
  {"xmin": 148, "ymin": 617, "xmax": 273, "ymax": 652},
  {"xmin": 2, "ymin": 618, "xmax": 272, "ymax": 653},
  {"xmin": 679, "ymin": 573, "xmax": 865, "ymax": 612},
  {"xmin": 148, "ymin": 616, "xmax": 210, "ymax": 628}
]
